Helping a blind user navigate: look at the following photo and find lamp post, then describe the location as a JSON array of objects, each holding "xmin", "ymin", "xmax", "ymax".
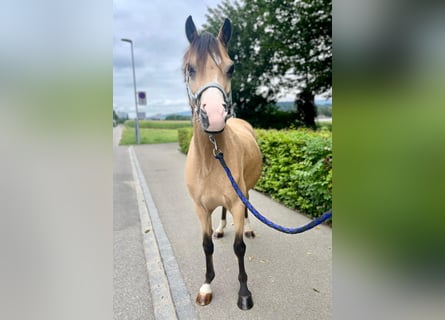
[{"xmin": 121, "ymin": 38, "xmax": 140, "ymax": 144}]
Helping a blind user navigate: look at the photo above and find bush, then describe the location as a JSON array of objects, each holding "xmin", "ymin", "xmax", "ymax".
[
  {"xmin": 177, "ymin": 127, "xmax": 193, "ymax": 154},
  {"xmin": 255, "ymin": 129, "xmax": 332, "ymax": 217},
  {"xmin": 316, "ymin": 121, "xmax": 332, "ymax": 131}
]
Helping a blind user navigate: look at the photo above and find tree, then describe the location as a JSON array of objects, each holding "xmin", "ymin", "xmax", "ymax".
[
  {"xmin": 269, "ymin": 0, "xmax": 331, "ymax": 93},
  {"xmin": 113, "ymin": 109, "xmax": 118, "ymax": 126},
  {"xmin": 203, "ymin": 0, "xmax": 277, "ymax": 127},
  {"xmin": 204, "ymin": 0, "xmax": 332, "ymax": 128},
  {"xmin": 295, "ymin": 0, "xmax": 331, "ymax": 129},
  {"xmin": 260, "ymin": 0, "xmax": 332, "ymax": 128}
]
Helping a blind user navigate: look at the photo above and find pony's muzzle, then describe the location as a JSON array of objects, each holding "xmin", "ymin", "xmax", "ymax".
[
  {"xmin": 199, "ymin": 88, "xmax": 228, "ymax": 133},
  {"xmin": 201, "ymin": 105, "xmax": 227, "ymax": 133}
]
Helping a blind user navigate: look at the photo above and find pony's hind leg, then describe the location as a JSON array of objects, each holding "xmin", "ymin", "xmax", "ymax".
[
  {"xmin": 233, "ymin": 203, "xmax": 253, "ymax": 310},
  {"xmin": 196, "ymin": 208, "xmax": 215, "ymax": 306},
  {"xmin": 213, "ymin": 207, "xmax": 227, "ymax": 238},
  {"xmin": 214, "ymin": 207, "xmax": 255, "ymax": 239},
  {"xmin": 243, "ymin": 207, "xmax": 255, "ymax": 239}
]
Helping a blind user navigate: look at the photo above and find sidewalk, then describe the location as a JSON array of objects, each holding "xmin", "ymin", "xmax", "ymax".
[
  {"xmin": 113, "ymin": 128, "xmax": 154, "ymax": 319},
  {"xmin": 133, "ymin": 142, "xmax": 332, "ymax": 320}
]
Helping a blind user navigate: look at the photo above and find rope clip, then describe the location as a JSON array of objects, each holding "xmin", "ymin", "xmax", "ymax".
[{"xmin": 209, "ymin": 135, "xmax": 222, "ymax": 157}]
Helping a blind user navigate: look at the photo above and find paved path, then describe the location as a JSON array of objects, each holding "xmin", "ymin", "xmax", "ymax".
[
  {"xmin": 113, "ymin": 126, "xmax": 154, "ymax": 320},
  {"xmin": 113, "ymin": 126, "xmax": 332, "ymax": 319}
]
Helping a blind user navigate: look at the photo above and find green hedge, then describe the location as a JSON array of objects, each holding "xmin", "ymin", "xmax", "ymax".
[
  {"xmin": 177, "ymin": 127, "xmax": 332, "ymax": 217},
  {"xmin": 177, "ymin": 127, "xmax": 193, "ymax": 154},
  {"xmin": 255, "ymin": 129, "xmax": 332, "ymax": 217}
]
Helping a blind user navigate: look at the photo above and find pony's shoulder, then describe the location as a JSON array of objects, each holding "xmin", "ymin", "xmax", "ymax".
[
  {"xmin": 226, "ymin": 118, "xmax": 254, "ymax": 133},
  {"xmin": 226, "ymin": 118, "xmax": 258, "ymax": 147}
]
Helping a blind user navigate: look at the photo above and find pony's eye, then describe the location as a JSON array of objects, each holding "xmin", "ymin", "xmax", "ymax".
[
  {"xmin": 187, "ymin": 64, "xmax": 196, "ymax": 77},
  {"xmin": 227, "ymin": 64, "xmax": 235, "ymax": 77}
]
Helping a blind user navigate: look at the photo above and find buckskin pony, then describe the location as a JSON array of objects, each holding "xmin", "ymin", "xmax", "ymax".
[{"xmin": 183, "ymin": 16, "xmax": 262, "ymax": 310}]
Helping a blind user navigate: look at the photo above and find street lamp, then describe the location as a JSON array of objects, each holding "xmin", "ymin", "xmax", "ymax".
[{"xmin": 121, "ymin": 38, "xmax": 140, "ymax": 144}]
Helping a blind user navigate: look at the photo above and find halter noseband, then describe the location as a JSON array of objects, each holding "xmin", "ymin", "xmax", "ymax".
[{"xmin": 185, "ymin": 65, "xmax": 234, "ymax": 120}]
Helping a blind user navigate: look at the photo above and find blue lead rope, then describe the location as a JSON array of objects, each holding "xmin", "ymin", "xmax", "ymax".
[{"xmin": 215, "ymin": 152, "xmax": 332, "ymax": 234}]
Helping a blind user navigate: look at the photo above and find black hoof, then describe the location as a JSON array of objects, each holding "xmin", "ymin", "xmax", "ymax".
[
  {"xmin": 237, "ymin": 294, "xmax": 253, "ymax": 310},
  {"xmin": 213, "ymin": 231, "xmax": 224, "ymax": 238},
  {"xmin": 244, "ymin": 231, "xmax": 255, "ymax": 239}
]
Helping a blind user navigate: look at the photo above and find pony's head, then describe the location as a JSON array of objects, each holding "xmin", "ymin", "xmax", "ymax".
[{"xmin": 183, "ymin": 16, "xmax": 234, "ymax": 134}]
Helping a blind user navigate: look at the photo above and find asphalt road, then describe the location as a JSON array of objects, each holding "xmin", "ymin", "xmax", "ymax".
[
  {"xmin": 113, "ymin": 126, "xmax": 332, "ymax": 319},
  {"xmin": 113, "ymin": 126, "xmax": 154, "ymax": 320}
]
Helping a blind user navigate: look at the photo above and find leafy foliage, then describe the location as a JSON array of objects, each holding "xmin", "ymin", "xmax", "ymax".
[
  {"xmin": 264, "ymin": 0, "xmax": 332, "ymax": 95},
  {"xmin": 177, "ymin": 127, "xmax": 193, "ymax": 154},
  {"xmin": 113, "ymin": 109, "xmax": 127, "ymax": 124},
  {"xmin": 203, "ymin": 0, "xmax": 332, "ymax": 128},
  {"xmin": 255, "ymin": 129, "xmax": 332, "ymax": 217},
  {"xmin": 204, "ymin": 0, "xmax": 274, "ymax": 126}
]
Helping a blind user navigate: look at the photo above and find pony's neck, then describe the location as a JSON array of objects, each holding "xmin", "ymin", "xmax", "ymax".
[{"xmin": 192, "ymin": 114, "xmax": 226, "ymax": 161}]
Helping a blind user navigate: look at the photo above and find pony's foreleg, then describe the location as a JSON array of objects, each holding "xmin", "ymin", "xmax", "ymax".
[
  {"xmin": 233, "ymin": 203, "xmax": 253, "ymax": 310},
  {"xmin": 213, "ymin": 207, "xmax": 227, "ymax": 238},
  {"xmin": 196, "ymin": 207, "xmax": 215, "ymax": 306}
]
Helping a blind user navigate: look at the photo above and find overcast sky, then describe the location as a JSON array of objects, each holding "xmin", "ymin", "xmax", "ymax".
[
  {"xmin": 113, "ymin": 0, "xmax": 332, "ymax": 118},
  {"xmin": 113, "ymin": 0, "xmax": 225, "ymax": 117}
]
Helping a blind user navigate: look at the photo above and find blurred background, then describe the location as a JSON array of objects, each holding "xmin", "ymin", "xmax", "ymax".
[{"xmin": 334, "ymin": 1, "xmax": 445, "ymax": 319}]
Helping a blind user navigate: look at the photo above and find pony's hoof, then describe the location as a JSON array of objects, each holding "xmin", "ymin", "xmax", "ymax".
[
  {"xmin": 213, "ymin": 231, "xmax": 224, "ymax": 238},
  {"xmin": 244, "ymin": 231, "xmax": 256, "ymax": 239},
  {"xmin": 196, "ymin": 292, "xmax": 212, "ymax": 306},
  {"xmin": 237, "ymin": 294, "xmax": 253, "ymax": 310}
]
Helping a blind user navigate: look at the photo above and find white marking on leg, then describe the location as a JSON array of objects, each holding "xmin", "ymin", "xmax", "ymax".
[
  {"xmin": 244, "ymin": 217, "xmax": 253, "ymax": 233},
  {"xmin": 199, "ymin": 283, "xmax": 212, "ymax": 295},
  {"xmin": 215, "ymin": 219, "xmax": 227, "ymax": 233}
]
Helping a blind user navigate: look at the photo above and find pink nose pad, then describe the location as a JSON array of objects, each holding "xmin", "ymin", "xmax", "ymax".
[{"xmin": 200, "ymin": 88, "xmax": 228, "ymax": 132}]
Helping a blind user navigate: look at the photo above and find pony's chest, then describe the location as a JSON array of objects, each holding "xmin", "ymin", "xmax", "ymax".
[
  {"xmin": 186, "ymin": 160, "xmax": 236, "ymax": 204},
  {"xmin": 188, "ymin": 166, "xmax": 229, "ymax": 193}
]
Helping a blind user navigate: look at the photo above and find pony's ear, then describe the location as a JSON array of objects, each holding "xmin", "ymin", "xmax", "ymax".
[
  {"xmin": 218, "ymin": 18, "xmax": 231, "ymax": 47},
  {"xmin": 185, "ymin": 15, "xmax": 198, "ymax": 43}
]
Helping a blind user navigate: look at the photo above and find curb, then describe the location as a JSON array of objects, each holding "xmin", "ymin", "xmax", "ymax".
[{"xmin": 129, "ymin": 146, "xmax": 198, "ymax": 320}]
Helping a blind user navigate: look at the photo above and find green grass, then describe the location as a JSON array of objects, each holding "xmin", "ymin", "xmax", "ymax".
[
  {"xmin": 120, "ymin": 127, "xmax": 180, "ymax": 145},
  {"xmin": 120, "ymin": 120, "xmax": 193, "ymax": 145},
  {"xmin": 124, "ymin": 120, "xmax": 192, "ymax": 130}
]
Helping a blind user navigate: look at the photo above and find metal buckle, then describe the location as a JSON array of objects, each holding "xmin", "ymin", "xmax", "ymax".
[{"xmin": 209, "ymin": 135, "xmax": 222, "ymax": 157}]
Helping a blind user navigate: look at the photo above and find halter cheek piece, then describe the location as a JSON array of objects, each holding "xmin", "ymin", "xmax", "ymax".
[{"xmin": 185, "ymin": 66, "xmax": 235, "ymax": 121}]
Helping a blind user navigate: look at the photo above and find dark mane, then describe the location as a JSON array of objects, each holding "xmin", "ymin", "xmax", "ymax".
[{"xmin": 183, "ymin": 31, "xmax": 222, "ymax": 75}]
